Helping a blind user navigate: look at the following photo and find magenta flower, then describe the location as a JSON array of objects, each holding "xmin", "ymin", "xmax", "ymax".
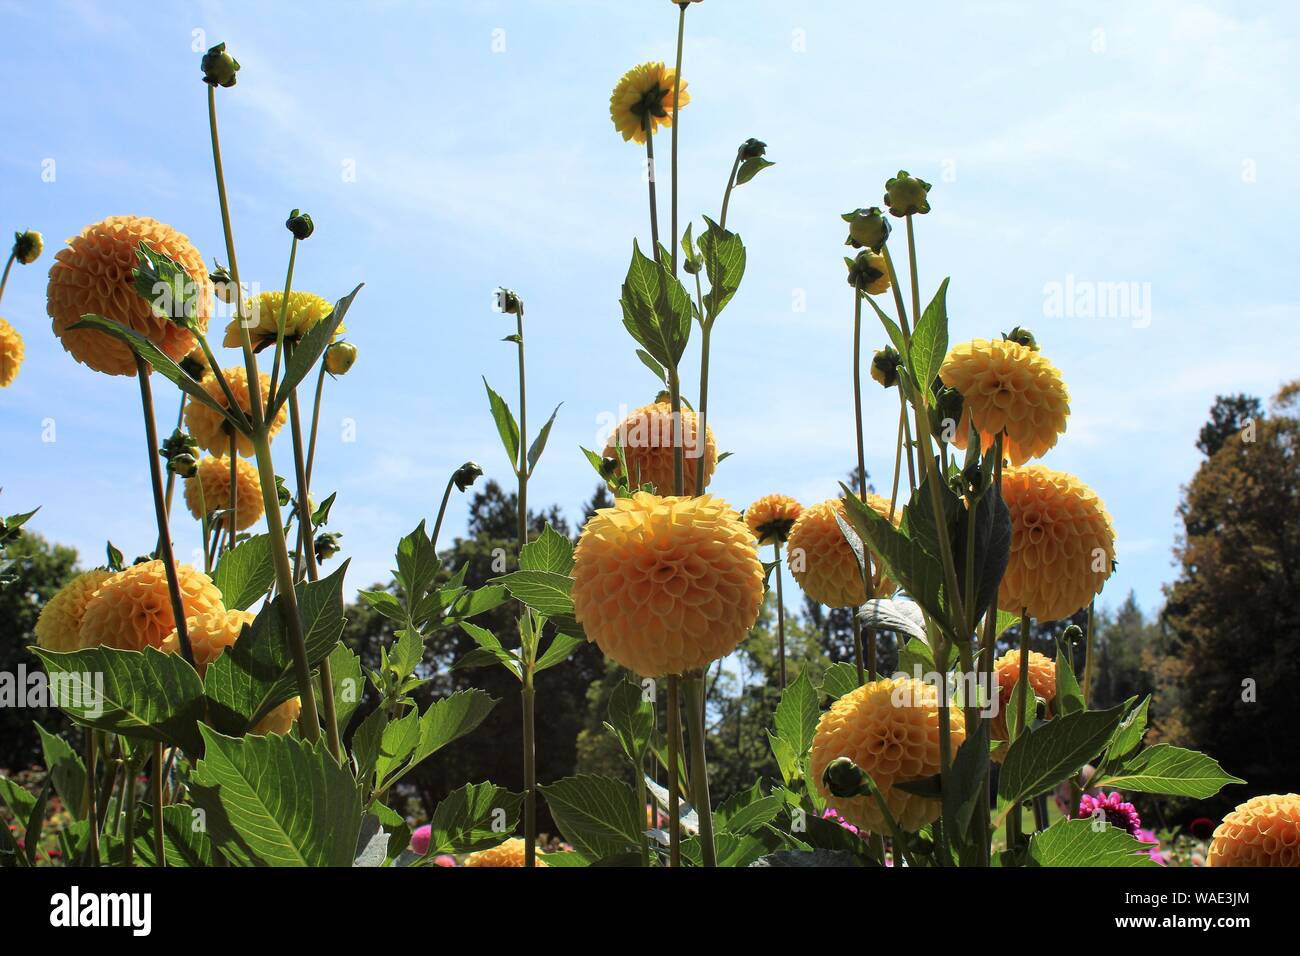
[
  {"xmin": 822, "ymin": 807, "xmax": 862, "ymax": 837},
  {"xmin": 1134, "ymin": 828, "xmax": 1166, "ymax": 865},
  {"xmin": 1077, "ymin": 791, "xmax": 1141, "ymax": 836},
  {"xmin": 410, "ymin": 824, "xmax": 432, "ymax": 856},
  {"xmin": 433, "ymin": 854, "xmax": 456, "ymax": 867}
]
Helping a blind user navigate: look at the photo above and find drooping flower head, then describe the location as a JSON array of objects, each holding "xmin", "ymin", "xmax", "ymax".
[
  {"xmin": 464, "ymin": 838, "xmax": 543, "ymax": 867},
  {"xmin": 572, "ymin": 492, "xmax": 764, "ymax": 677},
  {"xmin": 939, "ymin": 338, "xmax": 1070, "ymax": 466},
  {"xmin": 34, "ymin": 569, "xmax": 114, "ymax": 652},
  {"xmin": 786, "ymin": 496, "xmax": 895, "ymax": 609},
  {"xmin": 1209, "ymin": 794, "xmax": 1300, "ymax": 867},
  {"xmin": 1077, "ymin": 791, "xmax": 1141, "ymax": 837},
  {"xmin": 184, "ymin": 365, "xmax": 286, "ymax": 457},
  {"xmin": 47, "ymin": 216, "xmax": 212, "ymax": 377},
  {"xmin": 602, "ymin": 400, "xmax": 717, "ymax": 496},
  {"xmin": 999, "ymin": 466, "xmax": 1116, "ymax": 621},
  {"xmin": 0, "ymin": 318, "xmax": 23, "ymax": 388},
  {"xmin": 811, "ymin": 676, "xmax": 966, "ymax": 833},
  {"xmin": 184, "ymin": 456, "xmax": 265, "ymax": 532},
  {"xmin": 610, "ymin": 62, "xmax": 690, "ymax": 144},
  {"xmin": 745, "ymin": 494, "xmax": 803, "ymax": 546},
  {"xmin": 223, "ymin": 290, "xmax": 341, "ymax": 350},
  {"xmin": 80, "ymin": 560, "xmax": 224, "ymax": 652},
  {"xmin": 13, "ymin": 230, "xmax": 44, "ymax": 265},
  {"xmin": 990, "ymin": 648, "xmax": 1057, "ymax": 740}
]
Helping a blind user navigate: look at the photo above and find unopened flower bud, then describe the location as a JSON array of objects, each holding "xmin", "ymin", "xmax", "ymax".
[
  {"xmin": 1005, "ymin": 326, "xmax": 1038, "ymax": 351},
  {"xmin": 683, "ymin": 255, "xmax": 703, "ymax": 275},
  {"xmin": 315, "ymin": 531, "xmax": 342, "ymax": 562},
  {"xmin": 210, "ymin": 263, "xmax": 238, "ymax": 304},
  {"xmin": 931, "ymin": 385, "xmax": 964, "ymax": 435},
  {"xmin": 841, "ymin": 207, "xmax": 891, "ymax": 251},
  {"xmin": 168, "ymin": 453, "xmax": 198, "ymax": 479},
  {"xmin": 179, "ymin": 349, "xmax": 207, "ymax": 381},
  {"xmin": 159, "ymin": 428, "xmax": 199, "ymax": 466},
  {"xmin": 738, "ymin": 137, "xmax": 767, "ymax": 160},
  {"xmin": 1062, "ymin": 624, "xmax": 1084, "ymax": 646},
  {"xmin": 845, "ymin": 250, "xmax": 890, "ymax": 296},
  {"xmin": 495, "ymin": 287, "xmax": 522, "ymax": 315},
  {"xmin": 201, "ymin": 42, "xmax": 240, "ymax": 88},
  {"xmin": 870, "ymin": 346, "xmax": 901, "ymax": 388},
  {"xmin": 324, "ymin": 341, "xmax": 357, "ymax": 376},
  {"xmin": 13, "ymin": 230, "xmax": 43, "ymax": 265},
  {"xmin": 823, "ymin": 756, "xmax": 872, "ymax": 798},
  {"xmin": 285, "ymin": 209, "xmax": 314, "ymax": 240},
  {"xmin": 599, "ymin": 456, "xmax": 621, "ymax": 481},
  {"xmin": 884, "ymin": 170, "xmax": 932, "ymax": 217},
  {"xmin": 453, "ymin": 461, "xmax": 484, "ymax": 492}
]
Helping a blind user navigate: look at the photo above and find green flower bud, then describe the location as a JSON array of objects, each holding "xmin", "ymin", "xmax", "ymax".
[
  {"xmin": 314, "ymin": 531, "xmax": 342, "ymax": 563},
  {"xmin": 210, "ymin": 262, "xmax": 238, "ymax": 304},
  {"xmin": 738, "ymin": 137, "xmax": 767, "ymax": 160},
  {"xmin": 159, "ymin": 428, "xmax": 199, "ymax": 464},
  {"xmin": 1062, "ymin": 624, "xmax": 1084, "ymax": 646},
  {"xmin": 870, "ymin": 346, "xmax": 901, "ymax": 388},
  {"xmin": 324, "ymin": 341, "xmax": 357, "ymax": 376},
  {"xmin": 495, "ymin": 287, "xmax": 522, "ymax": 315},
  {"xmin": 883, "ymin": 170, "xmax": 932, "ymax": 217},
  {"xmin": 167, "ymin": 453, "xmax": 198, "ymax": 479},
  {"xmin": 453, "ymin": 461, "xmax": 484, "ymax": 492},
  {"xmin": 12, "ymin": 230, "xmax": 43, "ymax": 265},
  {"xmin": 845, "ymin": 250, "xmax": 890, "ymax": 296},
  {"xmin": 682, "ymin": 255, "xmax": 703, "ymax": 275},
  {"xmin": 285, "ymin": 209, "xmax": 314, "ymax": 240},
  {"xmin": 179, "ymin": 350, "xmax": 207, "ymax": 381},
  {"xmin": 1004, "ymin": 326, "xmax": 1039, "ymax": 351},
  {"xmin": 201, "ymin": 42, "xmax": 240, "ymax": 88},
  {"xmin": 823, "ymin": 756, "xmax": 872, "ymax": 798},
  {"xmin": 841, "ymin": 206, "xmax": 891, "ymax": 251},
  {"xmin": 599, "ymin": 456, "xmax": 621, "ymax": 481},
  {"xmin": 931, "ymin": 385, "xmax": 964, "ymax": 437}
]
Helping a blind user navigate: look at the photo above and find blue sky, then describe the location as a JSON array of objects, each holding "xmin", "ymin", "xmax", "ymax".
[{"xmin": 1, "ymin": 0, "xmax": 1296, "ymax": 619}]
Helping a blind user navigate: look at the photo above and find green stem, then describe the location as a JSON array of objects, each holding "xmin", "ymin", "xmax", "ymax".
[
  {"xmin": 906, "ymin": 215, "xmax": 921, "ymax": 339},
  {"xmin": 122, "ymin": 763, "xmax": 136, "ymax": 867},
  {"xmin": 669, "ymin": 1, "xmax": 686, "ymax": 275},
  {"xmin": 163, "ymin": 393, "xmax": 186, "ymax": 517},
  {"xmin": 881, "ymin": 245, "xmax": 912, "ymax": 340},
  {"xmin": 431, "ymin": 473, "xmax": 457, "ymax": 554},
  {"xmin": 668, "ymin": 366, "xmax": 684, "ymax": 496},
  {"xmin": 268, "ymin": 235, "xmax": 299, "ymax": 401},
  {"xmin": 853, "ymin": 616, "xmax": 865, "ymax": 685},
  {"xmin": 693, "ymin": 323, "xmax": 712, "ymax": 493},
  {"xmin": 666, "ymin": 675, "xmax": 682, "ymax": 867},
  {"xmin": 1007, "ymin": 606, "xmax": 1031, "ymax": 851},
  {"xmin": 633, "ymin": 759, "xmax": 650, "ymax": 867},
  {"xmin": 522, "ymin": 673, "xmax": 537, "ymax": 868},
  {"xmin": 0, "ymin": 252, "xmax": 14, "ymax": 304},
  {"xmin": 684, "ymin": 673, "xmax": 715, "ymax": 866},
  {"xmin": 719, "ymin": 152, "xmax": 742, "ymax": 231},
  {"xmin": 852, "ymin": 282, "xmax": 868, "ymax": 501},
  {"xmin": 773, "ymin": 542, "xmax": 788, "ymax": 689},
  {"xmin": 85, "ymin": 729, "xmax": 100, "ymax": 866},
  {"xmin": 151, "ymin": 743, "xmax": 166, "ymax": 868},
  {"xmin": 643, "ymin": 119, "xmax": 661, "ymax": 259},
  {"xmin": 227, "ymin": 431, "xmax": 238, "ymax": 553},
  {"xmin": 900, "ymin": 388, "xmax": 917, "ymax": 493},
  {"xmin": 515, "ymin": 306, "xmax": 528, "ymax": 547},
  {"xmin": 304, "ymin": 360, "xmax": 328, "ymax": 489},
  {"xmin": 1082, "ymin": 600, "xmax": 1095, "ymax": 706}
]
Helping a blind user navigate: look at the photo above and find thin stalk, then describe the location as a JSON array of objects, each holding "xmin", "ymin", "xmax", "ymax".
[
  {"xmin": 162, "ymin": 393, "xmax": 187, "ymax": 516},
  {"xmin": 974, "ymin": 435, "xmax": 1003, "ymax": 866},
  {"xmin": 889, "ymin": 402, "xmax": 905, "ymax": 519},
  {"xmin": 643, "ymin": 119, "xmax": 661, "ymax": 258},
  {"xmin": 304, "ymin": 360, "xmax": 328, "ymax": 489},
  {"xmin": 1007, "ymin": 606, "xmax": 1031, "ymax": 850},
  {"xmin": 853, "ymin": 616, "xmax": 865, "ymax": 685},
  {"xmin": 515, "ymin": 307, "xmax": 528, "ymax": 547},
  {"xmin": 268, "ymin": 235, "xmax": 300, "ymax": 400},
  {"xmin": 669, "ymin": 0, "xmax": 686, "ymax": 275},
  {"xmin": 881, "ymin": 245, "xmax": 912, "ymax": 340},
  {"xmin": 151, "ymin": 743, "xmax": 165, "ymax": 868},
  {"xmin": 666, "ymin": 675, "xmax": 682, "ymax": 867},
  {"xmin": 227, "ymin": 431, "xmax": 238, "ymax": 553},
  {"xmin": 852, "ymin": 282, "xmax": 868, "ymax": 500},
  {"xmin": 522, "ymin": 674, "xmax": 537, "ymax": 868},
  {"xmin": 684, "ymin": 673, "xmax": 715, "ymax": 867},
  {"xmin": 85, "ymin": 729, "xmax": 100, "ymax": 866},
  {"xmin": 512, "ymin": 304, "xmax": 536, "ymax": 868},
  {"xmin": 430, "ymin": 473, "xmax": 457, "ymax": 553},
  {"xmin": 719, "ymin": 152, "xmax": 742, "ymax": 231},
  {"xmin": 1082, "ymin": 600, "xmax": 1095, "ymax": 706},
  {"xmin": 668, "ymin": 366, "xmax": 685, "ymax": 496},
  {"xmin": 136, "ymin": 356, "xmax": 196, "ymax": 669},
  {"xmin": 773, "ymin": 542, "xmax": 788, "ymax": 689},
  {"xmin": 693, "ymin": 323, "xmax": 712, "ymax": 493},
  {"xmin": 122, "ymin": 765, "xmax": 136, "ymax": 867},
  {"xmin": 633, "ymin": 759, "xmax": 650, "ymax": 867},
  {"xmin": 0, "ymin": 252, "xmax": 14, "ymax": 304},
  {"xmin": 906, "ymin": 216, "xmax": 921, "ymax": 337},
  {"xmin": 900, "ymin": 389, "xmax": 917, "ymax": 493}
]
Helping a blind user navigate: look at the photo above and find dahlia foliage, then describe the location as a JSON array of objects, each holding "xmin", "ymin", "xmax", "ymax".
[{"xmin": 0, "ymin": 4, "xmax": 1258, "ymax": 875}]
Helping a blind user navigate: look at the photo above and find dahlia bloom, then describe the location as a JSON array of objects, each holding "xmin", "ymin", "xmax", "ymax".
[
  {"xmin": 464, "ymin": 838, "xmax": 541, "ymax": 867},
  {"xmin": 80, "ymin": 561, "xmax": 224, "ymax": 653},
  {"xmin": 410, "ymin": 824, "xmax": 432, "ymax": 856},
  {"xmin": 939, "ymin": 338, "xmax": 1069, "ymax": 466},
  {"xmin": 184, "ymin": 365, "xmax": 286, "ymax": 457},
  {"xmin": 1077, "ymin": 791, "xmax": 1141, "ymax": 837},
  {"xmin": 252, "ymin": 697, "xmax": 301, "ymax": 736},
  {"xmin": 810, "ymin": 676, "xmax": 965, "ymax": 833},
  {"xmin": 46, "ymin": 215, "xmax": 212, "ymax": 377},
  {"xmin": 786, "ymin": 496, "xmax": 895, "ymax": 609},
  {"xmin": 0, "ymin": 318, "xmax": 24, "ymax": 387},
  {"xmin": 184, "ymin": 456, "xmax": 265, "ymax": 532},
  {"xmin": 998, "ymin": 466, "xmax": 1116, "ymax": 621},
  {"xmin": 990, "ymin": 649, "xmax": 1057, "ymax": 739},
  {"xmin": 160, "ymin": 608, "xmax": 255, "ymax": 675},
  {"xmin": 602, "ymin": 400, "xmax": 717, "ymax": 496},
  {"xmin": 609, "ymin": 62, "xmax": 689, "ymax": 144},
  {"xmin": 1209, "ymin": 793, "xmax": 1300, "ymax": 867},
  {"xmin": 1134, "ymin": 828, "xmax": 1167, "ymax": 865},
  {"xmin": 572, "ymin": 492, "xmax": 764, "ymax": 677},
  {"xmin": 34, "ymin": 569, "xmax": 113, "ymax": 652},
  {"xmin": 745, "ymin": 494, "xmax": 803, "ymax": 545},
  {"xmin": 223, "ymin": 290, "xmax": 341, "ymax": 350}
]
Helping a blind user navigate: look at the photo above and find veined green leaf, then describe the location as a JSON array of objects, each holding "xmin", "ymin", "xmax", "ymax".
[
  {"xmin": 419, "ymin": 782, "xmax": 523, "ymax": 857},
  {"xmin": 271, "ymin": 283, "xmax": 363, "ymax": 415},
  {"xmin": 1028, "ymin": 819, "xmax": 1160, "ymax": 867},
  {"xmin": 492, "ymin": 569, "xmax": 574, "ymax": 617},
  {"xmin": 457, "ymin": 621, "xmax": 522, "ymax": 679},
  {"xmin": 483, "ymin": 377, "xmax": 521, "ymax": 471},
  {"xmin": 908, "ymin": 277, "xmax": 950, "ymax": 390},
  {"xmin": 519, "ymin": 523, "xmax": 574, "ymax": 575},
  {"xmin": 999, "ymin": 701, "xmax": 1130, "ymax": 805},
  {"xmin": 526, "ymin": 403, "xmax": 562, "ymax": 473},
  {"xmin": 699, "ymin": 216, "xmax": 746, "ymax": 324},
  {"xmin": 540, "ymin": 774, "xmax": 643, "ymax": 862},
  {"xmin": 35, "ymin": 724, "xmax": 86, "ymax": 820},
  {"xmin": 1094, "ymin": 744, "xmax": 1244, "ymax": 798},
  {"xmin": 212, "ymin": 533, "xmax": 274, "ymax": 611}
]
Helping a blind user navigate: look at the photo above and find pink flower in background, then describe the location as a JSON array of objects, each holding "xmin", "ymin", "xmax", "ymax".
[
  {"xmin": 822, "ymin": 807, "xmax": 862, "ymax": 838},
  {"xmin": 433, "ymin": 854, "xmax": 456, "ymax": 867},
  {"xmin": 1076, "ymin": 791, "xmax": 1141, "ymax": 836},
  {"xmin": 1134, "ymin": 828, "xmax": 1167, "ymax": 865},
  {"xmin": 410, "ymin": 824, "xmax": 432, "ymax": 856}
]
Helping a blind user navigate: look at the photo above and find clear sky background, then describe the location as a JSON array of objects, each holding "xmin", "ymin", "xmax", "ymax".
[{"xmin": 1, "ymin": 0, "xmax": 1296, "ymax": 620}]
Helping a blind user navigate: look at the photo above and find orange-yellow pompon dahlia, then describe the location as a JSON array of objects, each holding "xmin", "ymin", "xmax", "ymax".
[
  {"xmin": 786, "ymin": 496, "xmax": 895, "ymax": 608},
  {"xmin": 990, "ymin": 649, "xmax": 1057, "ymax": 740},
  {"xmin": 0, "ymin": 318, "xmax": 24, "ymax": 387},
  {"xmin": 811, "ymin": 677, "xmax": 966, "ymax": 833},
  {"xmin": 34, "ymin": 569, "xmax": 113, "ymax": 652},
  {"xmin": 745, "ymin": 494, "xmax": 803, "ymax": 546},
  {"xmin": 603, "ymin": 401, "xmax": 717, "ymax": 496},
  {"xmin": 252, "ymin": 697, "xmax": 301, "ymax": 736},
  {"xmin": 160, "ymin": 608, "xmax": 254, "ymax": 675},
  {"xmin": 79, "ymin": 560, "xmax": 224, "ymax": 653},
  {"xmin": 939, "ymin": 338, "xmax": 1070, "ymax": 466},
  {"xmin": 1209, "ymin": 794, "xmax": 1300, "ymax": 867},
  {"xmin": 609, "ymin": 61, "xmax": 690, "ymax": 144},
  {"xmin": 464, "ymin": 838, "xmax": 543, "ymax": 867},
  {"xmin": 47, "ymin": 215, "xmax": 212, "ymax": 377},
  {"xmin": 999, "ymin": 466, "xmax": 1116, "ymax": 622},
  {"xmin": 184, "ymin": 365, "xmax": 286, "ymax": 457},
  {"xmin": 572, "ymin": 492, "xmax": 764, "ymax": 677},
  {"xmin": 223, "ymin": 290, "xmax": 341, "ymax": 350},
  {"xmin": 184, "ymin": 456, "xmax": 265, "ymax": 532}
]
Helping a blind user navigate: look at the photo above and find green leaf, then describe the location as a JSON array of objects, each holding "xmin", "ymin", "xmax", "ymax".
[
  {"xmin": 133, "ymin": 804, "xmax": 215, "ymax": 867},
  {"xmin": 1095, "ymin": 744, "xmax": 1244, "ymax": 798},
  {"xmin": 420, "ymin": 782, "xmax": 524, "ymax": 857},
  {"xmin": 1027, "ymin": 819, "xmax": 1160, "ymax": 867},
  {"xmin": 491, "ymin": 569, "xmax": 574, "ymax": 617},
  {"xmin": 381, "ymin": 690, "xmax": 498, "ymax": 790},
  {"xmin": 635, "ymin": 349, "xmax": 667, "ymax": 384},
  {"xmin": 1103, "ymin": 696, "xmax": 1150, "ymax": 765},
  {"xmin": 35, "ymin": 724, "xmax": 86, "ymax": 820},
  {"xmin": 390, "ymin": 627, "xmax": 424, "ymax": 681},
  {"xmin": 1054, "ymin": 641, "xmax": 1085, "ymax": 716},
  {"xmin": 819, "ymin": 661, "xmax": 860, "ymax": 700},
  {"xmin": 908, "ymin": 277, "xmax": 950, "ymax": 390},
  {"xmin": 943, "ymin": 719, "xmax": 990, "ymax": 864},
  {"xmin": 717, "ymin": 795, "xmax": 785, "ymax": 836},
  {"xmin": 271, "ymin": 283, "xmax": 363, "ymax": 414},
  {"xmin": 325, "ymin": 642, "xmax": 364, "ymax": 733},
  {"xmin": 483, "ymin": 377, "xmax": 521, "ymax": 471},
  {"xmin": 605, "ymin": 678, "xmax": 653, "ymax": 764},
  {"xmin": 535, "ymin": 632, "xmax": 583, "ymax": 672},
  {"xmin": 773, "ymin": 671, "xmax": 819, "ymax": 761},
  {"xmin": 897, "ymin": 637, "xmax": 936, "ymax": 678},
  {"xmin": 457, "ymin": 622, "xmax": 522, "ymax": 679},
  {"xmin": 539, "ymin": 774, "xmax": 643, "ymax": 861},
  {"xmin": 698, "ymin": 215, "xmax": 746, "ymax": 324},
  {"xmin": 526, "ymin": 403, "xmax": 562, "ymax": 473},
  {"xmin": 212, "ymin": 533, "xmax": 275, "ymax": 611},
  {"xmin": 620, "ymin": 239, "xmax": 693, "ymax": 368},
  {"xmin": 33, "ymin": 646, "xmax": 205, "ymax": 754},
  {"xmin": 735, "ymin": 156, "xmax": 775, "ymax": 186},
  {"xmin": 999, "ymin": 701, "xmax": 1129, "ymax": 805},
  {"xmin": 394, "ymin": 521, "xmax": 439, "ymax": 618},
  {"xmin": 519, "ymin": 523, "xmax": 574, "ymax": 574},
  {"xmin": 190, "ymin": 726, "xmax": 362, "ymax": 867},
  {"xmin": 750, "ymin": 849, "xmax": 863, "ymax": 867}
]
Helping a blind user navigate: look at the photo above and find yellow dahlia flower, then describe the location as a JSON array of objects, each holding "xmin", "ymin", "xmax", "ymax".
[
  {"xmin": 252, "ymin": 697, "xmax": 301, "ymax": 736},
  {"xmin": 990, "ymin": 649, "xmax": 1057, "ymax": 740},
  {"xmin": 184, "ymin": 456, "xmax": 265, "ymax": 532},
  {"xmin": 939, "ymin": 338, "xmax": 1070, "ymax": 466},
  {"xmin": 609, "ymin": 62, "xmax": 689, "ymax": 144},
  {"xmin": 603, "ymin": 401, "xmax": 717, "ymax": 496},
  {"xmin": 184, "ymin": 365, "xmax": 286, "ymax": 457},
  {"xmin": 1209, "ymin": 794, "xmax": 1300, "ymax": 867},
  {"xmin": 572, "ymin": 492, "xmax": 764, "ymax": 677},
  {"xmin": 47, "ymin": 215, "xmax": 212, "ymax": 377},
  {"xmin": 811, "ymin": 676, "xmax": 965, "ymax": 833},
  {"xmin": 222, "ymin": 290, "xmax": 341, "ymax": 350},
  {"xmin": 464, "ymin": 838, "xmax": 542, "ymax": 867},
  {"xmin": 34, "ymin": 570, "xmax": 113, "ymax": 652},
  {"xmin": 79, "ymin": 560, "xmax": 224, "ymax": 653},
  {"xmin": 786, "ymin": 496, "xmax": 895, "ymax": 608},
  {"xmin": 999, "ymin": 466, "xmax": 1115, "ymax": 622},
  {"xmin": 0, "ymin": 318, "xmax": 23, "ymax": 387},
  {"xmin": 745, "ymin": 494, "xmax": 803, "ymax": 546},
  {"xmin": 160, "ymin": 608, "xmax": 254, "ymax": 675}
]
